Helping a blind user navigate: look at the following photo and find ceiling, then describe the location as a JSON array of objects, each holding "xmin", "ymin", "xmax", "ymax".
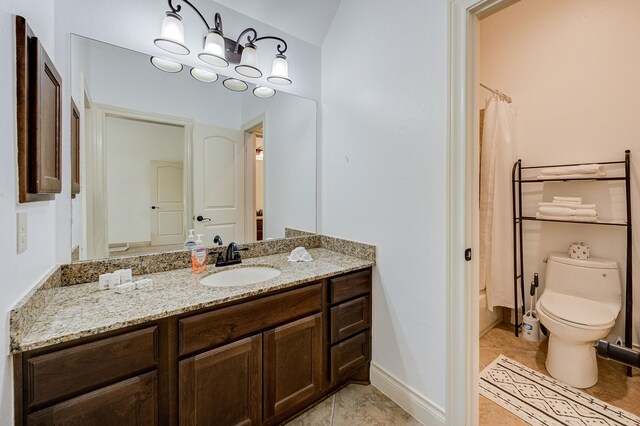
[{"xmin": 211, "ymin": 0, "xmax": 341, "ymax": 47}]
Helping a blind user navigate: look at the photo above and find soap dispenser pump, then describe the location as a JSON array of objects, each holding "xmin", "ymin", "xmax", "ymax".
[
  {"xmin": 184, "ymin": 229, "xmax": 196, "ymax": 250},
  {"xmin": 191, "ymin": 234, "xmax": 207, "ymax": 274}
]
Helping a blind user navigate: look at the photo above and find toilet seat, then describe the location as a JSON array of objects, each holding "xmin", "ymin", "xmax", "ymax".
[{"xmin": 538, "ymin": 292, "xmax": 616, "ymax": 328}]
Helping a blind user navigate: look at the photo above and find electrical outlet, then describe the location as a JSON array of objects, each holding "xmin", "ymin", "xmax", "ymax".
[{"xmin": 17, "ymin": 212, "xmax": 27, "ymax": 253}]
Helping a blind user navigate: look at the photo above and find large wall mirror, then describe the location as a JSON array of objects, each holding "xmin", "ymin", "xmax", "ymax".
[{"xmin": 70, "ymin": 35, "xmax": 317, "ymax": 261}]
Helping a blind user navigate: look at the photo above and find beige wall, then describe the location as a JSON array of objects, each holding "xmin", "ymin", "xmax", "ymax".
[{"xmin": 480, "ymin": 0, "xmax": 640, "ymax": 344}]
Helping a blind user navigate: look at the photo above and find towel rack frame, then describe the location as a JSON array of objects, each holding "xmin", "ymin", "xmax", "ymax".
[{"xmin": 511, "ymin": 150, "xmax": 633, "ymax": 377}]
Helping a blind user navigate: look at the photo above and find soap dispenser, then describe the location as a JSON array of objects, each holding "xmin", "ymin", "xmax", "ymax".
[
  {"xmin": 184, "ymin": 229, "xmax": 196, "ymax": 250},
  {"xmin": 191, "ymin": 234, "xmax": 207, "ymax": 274}
]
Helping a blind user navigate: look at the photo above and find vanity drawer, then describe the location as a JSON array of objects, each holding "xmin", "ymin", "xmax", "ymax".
[
  {"xmin": 330, "ymin": 332, "xmax": 370, "ymax": 382},
  {"xmin": 330, "ymin": 295, "xmax": 371, "ymax": 343},
  {"xmin": 179, "ymin": 283, "xmax": 322, "ymax": 356},
  {"xmin": 329, "ymin": 269, "xmax": 371, "ymax": 304},
  {"xmin": 26, "ymin": 327, "xmax": 158, "ymax": 408}
]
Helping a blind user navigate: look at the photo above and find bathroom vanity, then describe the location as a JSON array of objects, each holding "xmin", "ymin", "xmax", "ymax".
[{"xmin": 11, "ymin": 237, "xmax": 374, "ymax": 425}]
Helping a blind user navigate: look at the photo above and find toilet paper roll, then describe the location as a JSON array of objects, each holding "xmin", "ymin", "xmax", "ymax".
[{"xmin": 568, "ymin": 242, "xmax": 590, "ymax": 260}]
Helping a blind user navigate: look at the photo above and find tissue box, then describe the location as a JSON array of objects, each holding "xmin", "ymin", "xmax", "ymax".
[{"xmin": 568, "ymin": 242, "xmax": 590, "ymax": 260}]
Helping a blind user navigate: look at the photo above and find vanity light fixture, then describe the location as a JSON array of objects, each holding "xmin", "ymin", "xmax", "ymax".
[
  {"xmin": 153, "ymin": 0, "xmax": 292, "ymax": 85},
  {"xmin": 190, "ymin": 67, "xmax": 218, "ymax": 82},
  {"xmin": 222, "ymin": 78, "xmax": 248, "ymax": 92},
  {"xmin": 253, "ymin": 86, "xmax": 276, "ymax": 98},
  {"xmin": 150, "ymin": 56, "xmax": 183, "ymax": 73}
]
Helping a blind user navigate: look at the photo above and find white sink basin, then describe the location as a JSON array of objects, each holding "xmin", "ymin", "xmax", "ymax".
[{"xmin": 200, "ymin": 267, "xmax": 282, "ymax": 287}]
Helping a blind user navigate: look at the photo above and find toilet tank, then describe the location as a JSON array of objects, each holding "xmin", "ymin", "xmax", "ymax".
[{"xmin": 545, "ymin": 252, "xmax": 622, "ymax": 307}]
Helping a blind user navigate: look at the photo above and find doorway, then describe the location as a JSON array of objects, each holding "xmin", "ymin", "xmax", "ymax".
[
  {"xmin": 83, "ymin": 104, "xmax": 193, "ymax": 259},
  {"xmin": 450, "ymin": 0, "xmax": 640, "ymax": 424},
  {"xmin": 243, "ymin": 115, "xmax": 267, "ymax": 242}
]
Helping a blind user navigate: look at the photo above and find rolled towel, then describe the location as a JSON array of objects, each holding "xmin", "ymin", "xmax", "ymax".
[
  {"xmin": 539, "ymin": 202, "xmax": 596, "ymax": 209},
  {"xmin": 540, "ymin": 164, "xmax": 606, "ymax": 176},
  {"xmin": 553, "ymin": 196, "xmax": 582, "ymax": 204},
  {"xmin": 538, "ymin": 206, "xmax": 576, "ymax": 216}
]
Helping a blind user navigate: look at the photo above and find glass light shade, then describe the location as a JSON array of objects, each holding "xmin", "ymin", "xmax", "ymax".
[
  {"xmin": 253, "ymin": 86, "xmax": 276, "ymax": 98},
  {"xmin": 222, "ymin": 78, "xmax": 248, "ymax": 92},
  {"xmin": 150, "ymin": 56, "xmax": 183, "ymax": 73},
  {"xmin": 198, "ymin": 31, "xmax": 229, "ymax": 67},
  {"xmin": 267, "ymin": 55, "xmax": 291, "ymax": 85},
  {"xmin": 190, "ymin": 68, "xmax": 219, "ymax": 83},
  {"xmin": 154, "ymin": 12, "xmax": 189, "ymax": 55},
  {"xmin": 235, "ymin": 45, "xmax": 262, "ymax": 78}
]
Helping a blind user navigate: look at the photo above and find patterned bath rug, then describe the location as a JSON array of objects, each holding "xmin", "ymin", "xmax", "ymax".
[{"xmin": 479, "ymin": 355, "xmax": 640, "ymax": 426}]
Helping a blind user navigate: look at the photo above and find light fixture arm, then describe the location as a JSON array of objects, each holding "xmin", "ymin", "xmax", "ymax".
[
  {"xmin": 167, "ymin": 0, "xmax": 222, "ymax": 33},
  {"xmin": 234, "ymin": 28, "xmax": 288, "ymax": 55}
]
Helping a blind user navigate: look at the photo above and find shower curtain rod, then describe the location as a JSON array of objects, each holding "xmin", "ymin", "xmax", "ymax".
[{"xmin": 479, "ymin": 82, "xmax": 512, "ymax": 103}]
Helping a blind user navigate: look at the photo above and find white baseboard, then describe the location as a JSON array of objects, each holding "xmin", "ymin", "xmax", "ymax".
[{"xmin": 370, "ymin": 362, "xmax": 446, "ymax": 426}]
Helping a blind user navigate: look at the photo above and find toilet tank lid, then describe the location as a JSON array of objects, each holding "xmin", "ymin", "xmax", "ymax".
[{"xmin": 548, "ymin": 252, "xmax": 618, "ymax": 269}]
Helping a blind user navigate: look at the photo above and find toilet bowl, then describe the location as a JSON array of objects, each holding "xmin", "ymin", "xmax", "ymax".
[{"xmin": 536, "ymin": 253, "xmax": 621, "ymax": 388}]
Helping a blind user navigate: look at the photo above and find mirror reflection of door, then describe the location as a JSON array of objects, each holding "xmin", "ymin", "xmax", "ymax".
[
  {"xmin": 150, "ymin": 161, "xmax": 184, "ymax": 246},
  {"xmin": 254, "ymin": 127, "xmax": 265, "ymax": 241},
  {"xmin": 193, "ymin": 124, "xmax": 245, "ymax": 247},
  {"xmin": 105, "ymin": 115, "xmax": 186, "ymax": 256}
]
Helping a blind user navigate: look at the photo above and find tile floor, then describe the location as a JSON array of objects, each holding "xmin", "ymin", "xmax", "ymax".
[
  {"xmin": 479, "ymin": 322, "xmax": 640, "ymax": 425},
  {"xmin": 286, "ymin": 384, "xmax": 420, "ymax": 426}
]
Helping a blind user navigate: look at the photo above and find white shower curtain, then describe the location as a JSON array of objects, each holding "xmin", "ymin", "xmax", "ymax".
[{"xmin": 480, "ymin": 95, "xmax": 515, "ymax": 310}]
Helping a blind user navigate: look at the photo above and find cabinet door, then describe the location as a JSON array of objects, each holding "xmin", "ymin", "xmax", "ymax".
[
  {"xmin": 263, "ymin": 313, "xmax": 322, "ymax": 422},
  {"xmin": 26, "ymin": 371, "xmax": 157, "ymax": 425},
  {"xmin": 28, "ymin": 35, "xmax": 62, "ymax": 195},
  {"xmin": 179, "ymin": 335, "xmax": 262, "ymax": 426}
]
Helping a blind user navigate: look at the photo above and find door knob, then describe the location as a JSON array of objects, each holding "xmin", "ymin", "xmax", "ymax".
[
  {"xmin": 151, "ymin": 206, "xmax": 160, "ymax": 209},
  {"xmin": 196, "ymin": 215, "xmax": 212, "ymax": 222}
]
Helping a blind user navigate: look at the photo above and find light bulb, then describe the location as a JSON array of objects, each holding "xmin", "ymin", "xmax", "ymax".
[
  {"xmin": 154, "ymin": 12, "xmax": 189, "ymax": 55},
  {"xmin": 235, "ymin": 44, "xmax": 262, "ymax": 78},
  {"xmin": 199, "ymin": 30, "xmax": 229, "ymax": 67},
  {"xmin": 267, "ymin": 54, "xmax": 291, "ymax": 85}
]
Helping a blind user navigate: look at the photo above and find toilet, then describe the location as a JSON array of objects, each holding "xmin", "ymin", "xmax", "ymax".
[{"xmin": 536, "ymin": 252, "xmax": 621, "ymax": 388}]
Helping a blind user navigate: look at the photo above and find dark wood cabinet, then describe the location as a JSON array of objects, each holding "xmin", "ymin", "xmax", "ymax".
[
  {"xmin": 71, "ymin": 99, "xmax": 80, "ymax": 197},
  {"xmin": 16, "ymin": 16, "xmax": 63, "ymax": 203},
  {"xmin": 330, "ymin": 295, "xmax": 371, "ymax": 343},
  {"xmin": 179, "ymin": 335, "xmax": 262, "ymax": 426},
  {"xmin": 26, "ymin": 327, "xmax": 158, "ymax": 408},
  {"xmin": 26, "ymin": 372, "xmax": 157, "ymax": 426},
  {"xmin": 263, "ymin": 313, "xmax": 323, "ymax": 422},
  {"xmin": 14, "ymin": 269, "xmax": 372, "ymax": 425}
]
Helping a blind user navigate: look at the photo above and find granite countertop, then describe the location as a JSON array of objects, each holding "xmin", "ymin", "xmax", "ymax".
[{"xmin": 12, "ymin": 248, "xmax": 374, "ymax": 353}]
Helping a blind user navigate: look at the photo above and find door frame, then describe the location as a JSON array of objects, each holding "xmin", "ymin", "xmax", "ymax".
[
  {"xmin": 242, "ymin": 113, "xmax": 267, "ymax": 241},
  {"xmin": 447, "ymin": 0, "xmax": 519, "ymax": 424},
  {"xmin": 88, "ymin": 103, "xmax": 193, "ymax": 257}
]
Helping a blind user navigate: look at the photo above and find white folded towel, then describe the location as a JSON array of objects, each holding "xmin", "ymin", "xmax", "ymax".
[
  {"xmin": 574, "ymin": 209, "xmax": 598, "ymax": 217},
  {"xmin": 553, "ymin": 196, "xmax": 582, "ymax": 204},
  {"xmin": 538, "ymin": 174, "xmax": 606, "ymax": 180},
  {"xmin": 538, "ymin": 206, "xmax": 576, "ymax": 216},
  {"xmin": 540, "ymin": 164, "xmax": 606, "ymax": 176},
  {"xmin": 536, "ymin": 213, "xmax": 597, "ymax": 222},
  {"xmin": 288, "ymin": 247, "xmax": 313, "ymax": 262},
  {"xmin": 538, "ymin": 202, "xmax": 596, "ymax": 209}
]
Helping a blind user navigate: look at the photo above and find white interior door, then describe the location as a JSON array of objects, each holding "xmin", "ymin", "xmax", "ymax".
[
  {"xmin": 193, "ymin": 124, "xmax": 244, "ymax": 246},
  {"xmin": 150, "ymin": 161, "xmax": 185, "ymax": 246}
]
